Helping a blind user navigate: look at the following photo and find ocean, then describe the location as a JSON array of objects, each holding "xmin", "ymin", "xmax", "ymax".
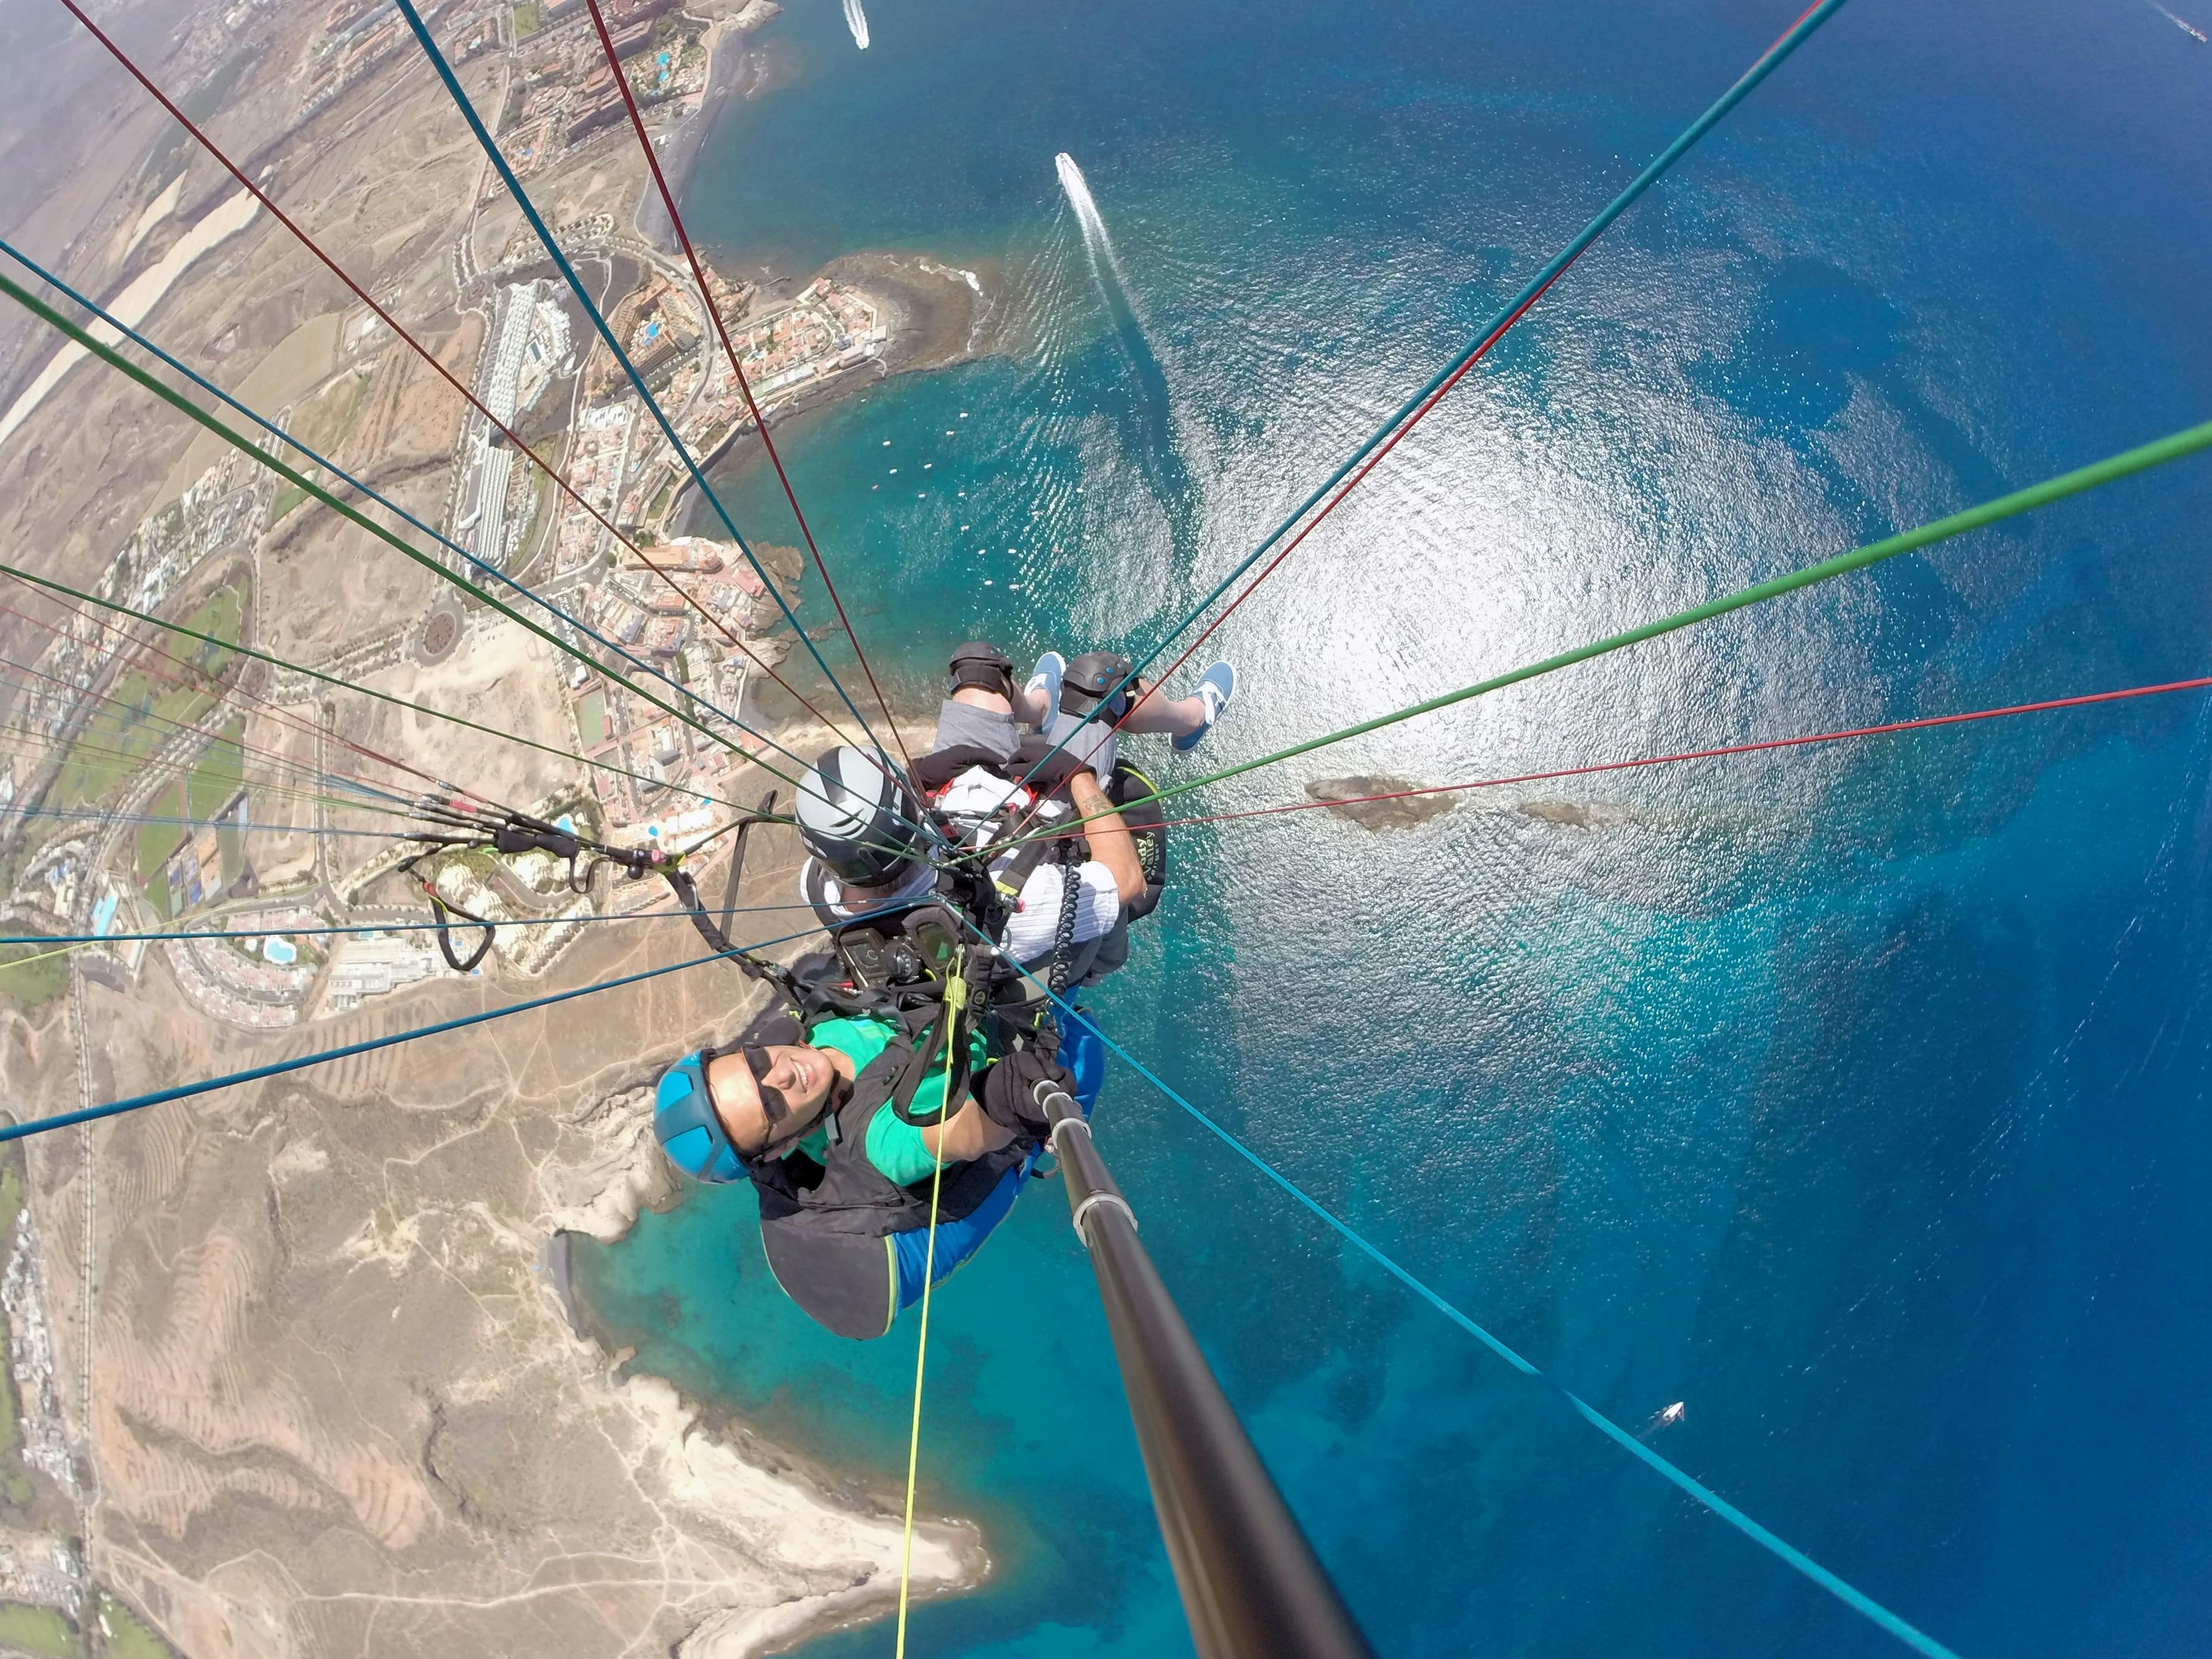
[{"xmin": 567, "ymin": 0, "xmax": 2212, "ymax": 1653}]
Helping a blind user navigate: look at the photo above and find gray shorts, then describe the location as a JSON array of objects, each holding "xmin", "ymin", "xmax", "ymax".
[{"xmin": 930, "ymin": 698, "xmax": 1023, "ymax": 762}]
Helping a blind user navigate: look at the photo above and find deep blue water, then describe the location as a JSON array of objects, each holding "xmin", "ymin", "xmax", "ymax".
[{"xmin": 569, "ymin": 1, "xmax": 2212, "ymax": 1654}]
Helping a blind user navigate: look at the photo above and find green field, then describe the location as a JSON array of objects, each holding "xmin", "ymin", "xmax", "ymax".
[
  {"xmin": 217, "ymin": 822, "xmax": 245, "ymax": 889},
  {"xmin": 0, "ymin": 1148, "xmax": 22, "ymax": 1258},
  {"xmin": 96, "ymin": 1595, "xmax": 173, "ymax": 1659},
  {"xmin": 327, "ymin": 370, "xmax": 373, "ymax": 451},
  {"xmin": 0, "ymin": 1371, "xmax": 28, "ymax": 1509},
  {"xmin": 0, "ymin": 945, "xmax": 70, "ymax": 1012},
  {"xmin": 514, "ymin": 1, "xmax": 541, "ymax": 36},
  {"xmin": 263, "ymin": 371, "xmax": 376, "ymax": 536},
  {"xmin": 576, "ymin": 689, "xmax": 607, "ymax": 747},
  {"xmin": 265, "ymin": 472, "xmax": 316, "ymax": 531},
  {"xmin": 50, "ymin": 586, "xmax": 242, "ymax": 817},
  {"xmin": 185, "ymin": 721, "xmax": 247, "ymax": 823},
  {"xmin": 134, "ymin": 781, "xmax": 185, "ymax": 922},
  {"xmin": 0, "ymin": 1603, "xmax": 81, "ymax": 1658},
  {"xmin": 0, "ymin": 1148, "xmax": 28, "ymax": 1509}
]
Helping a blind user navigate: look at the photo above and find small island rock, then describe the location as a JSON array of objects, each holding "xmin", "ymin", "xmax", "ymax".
[{"xmin": 1304, "ymin": 775, "xmax": 1455, "ymax": 830}]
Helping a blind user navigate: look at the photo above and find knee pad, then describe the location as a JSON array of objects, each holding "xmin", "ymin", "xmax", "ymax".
[
  {"xmin": 948, "ymin": 640, "xmax": 1015, "ymax": 699},
  {"xmin": 1060, "ymin": 651, "xmax": 1133, "ymax": 720}
]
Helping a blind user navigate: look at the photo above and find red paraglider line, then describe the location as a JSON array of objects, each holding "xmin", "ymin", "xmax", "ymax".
[{"xmin": 1056, "ymin": 675, "xmax": 2212, "ymax": 840}]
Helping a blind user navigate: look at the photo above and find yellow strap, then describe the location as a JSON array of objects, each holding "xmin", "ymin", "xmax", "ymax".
[
  {"xmin": 894, "ymin": 966, "xmax": 963, "ymax": 1655},
  {"xmin": 1, "ymin": 938, "xmax": 94, "ymax": 973}
]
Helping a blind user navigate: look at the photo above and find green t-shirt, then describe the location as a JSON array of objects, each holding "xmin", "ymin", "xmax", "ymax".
[{"xmin": 794, "ymin": 1015, "xmax": 989, "ymax": 1186}]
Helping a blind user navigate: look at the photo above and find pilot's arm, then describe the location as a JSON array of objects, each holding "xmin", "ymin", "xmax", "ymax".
[{"xmin": 1068, "ymin": 770, "xmax": 1145, "ymax": 905}]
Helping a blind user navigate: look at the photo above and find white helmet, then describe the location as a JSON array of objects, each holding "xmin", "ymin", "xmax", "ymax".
[{"xmin": 794, "ymin": 746, "xmax": 927, "ymax": 885}]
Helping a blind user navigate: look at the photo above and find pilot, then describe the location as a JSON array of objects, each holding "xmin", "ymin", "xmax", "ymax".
[{"xmin": 649, "ymin": 985, "xmax": 1100, "ymax": 1340}]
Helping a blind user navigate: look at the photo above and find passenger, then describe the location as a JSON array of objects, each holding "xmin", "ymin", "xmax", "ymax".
[
  {"xmin": 647, "ymin": 636, "xmax": 1214, "ymax": 1338},
  {"xmin": 795, "ymin": 642, "xmax": 1232, "ymax": 989},
  {"xmin": 934, "ymin": 641, "xmax": 1236, "ymax": 776},
  {"xmin": 651, "ymin": 1000, "xmax": 1100, "ymax": 1339},
  {"xmin": 795, "ymin": 739, "xmax": 1142, "ymax": 991}
]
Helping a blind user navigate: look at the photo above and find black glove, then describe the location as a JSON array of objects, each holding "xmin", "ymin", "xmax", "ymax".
[{"xmin": 981, "ymin": 1049, "xmax": 1078, "ymax": 1139}]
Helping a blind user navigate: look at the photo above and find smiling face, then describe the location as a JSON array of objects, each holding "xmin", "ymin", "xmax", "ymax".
[{"xmin": 704, "ymin": 1043, "xmax": 840, "ymax": 1156}]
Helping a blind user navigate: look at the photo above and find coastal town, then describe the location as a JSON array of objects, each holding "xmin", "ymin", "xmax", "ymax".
[
  {"xmin": 0, "ymin": 0, "xmax": 996, "ymax": 1648},
  {"xmin": 0, "ymin": 0, "xmax": 905, "ymax": 1043}
]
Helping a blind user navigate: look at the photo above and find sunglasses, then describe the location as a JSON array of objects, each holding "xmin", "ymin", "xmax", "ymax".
[{"xmin": 739, "ymin": 1045, "xmax": 799, "ymax": 1135}]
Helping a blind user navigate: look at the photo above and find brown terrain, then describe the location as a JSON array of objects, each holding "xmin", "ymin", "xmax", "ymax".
[{"xmin": 0, "ymin": 0, "xmax": 989, "ymax": 1653}]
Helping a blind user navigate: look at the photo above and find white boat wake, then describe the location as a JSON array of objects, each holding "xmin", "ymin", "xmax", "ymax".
[
  {"xmin": 1051, "ymin": 152, "xmax": 1198, "ymax": 560},
  {"xmin": 2146, "ymin": 0, "xmax": 2208, "ymax": 40},
  {"xmin": 1054, "ymin": 152, "xmax": 1129, "ymax": 289},
  {"xmin": 843, "ymin": 0, "xmax": 870, "ymax": 49}
]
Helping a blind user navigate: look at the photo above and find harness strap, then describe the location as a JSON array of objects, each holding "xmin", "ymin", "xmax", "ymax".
[
  {"xmin": 422, "ymin": 884, "xmax": 497, "ymax": 972},
  {"xmin": 991, "ymin": 830, "xmax": 1054, "ymax": 906},
  {"xmin": 884, "ymin": 1005, "xmax": 953, "ymax": 1127},
  {"xmin": 884, "ymin": 945, "xmax": 988, "ymax": 1129},
  {"xmin": 661, "ymin": 864, "xmax": 805, "ymax": 1007}
]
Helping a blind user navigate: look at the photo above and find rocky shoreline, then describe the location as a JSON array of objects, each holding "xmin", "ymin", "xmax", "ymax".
[
  {"xmin": 631, "ymin": 8, "xmax": 999, "ymax": 532},
  {"xmin": 568, "ymin": 16, "xmax": 1005, "ymax": 1654},
  {"xmin": 673, "ymin": 248, "xmax": 996, "ymax": 532},
  {"xmin": 539, "ymin": 1065, "xmax": 993, "ymax": 1659}
]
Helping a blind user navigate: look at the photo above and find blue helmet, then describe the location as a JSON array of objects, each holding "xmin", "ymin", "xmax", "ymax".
[{"xmin": 654, "ymin": 1051, "xmax": 746, "ymax": 1184}]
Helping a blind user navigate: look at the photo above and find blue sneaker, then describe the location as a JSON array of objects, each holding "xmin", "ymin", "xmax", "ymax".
[
  {"xmin": 1025, "ymin": 651, "xmax": 1065, "ymax": 731},
  {"xmin": 1172, "ymin": 661, "xmax": 1235, "ymax": 752}
]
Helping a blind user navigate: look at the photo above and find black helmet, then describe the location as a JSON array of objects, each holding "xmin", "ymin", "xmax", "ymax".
[
  {"xmin": 947, "ymin": 639, "xmax": 1015, "ymax": 700},
  {"xmin": 795, "ymin": 746, "xmax": 928, "ymax": 886}
]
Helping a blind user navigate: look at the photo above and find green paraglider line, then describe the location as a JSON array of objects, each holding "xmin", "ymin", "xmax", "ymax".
[
  {"xmin": 0, "ymin": 267, "xmax": 821, "ymax": 797},
  {"xmin": 51, "ymin": 2, "xmax": 883, "ymax": 762},
  {"xmin": 7, "ymin": 6, "xmax": 2196, "ymax": 1657},
  {"xmin": 985, "ymin": 416, "xmax": 2212, "ymax": 853}
]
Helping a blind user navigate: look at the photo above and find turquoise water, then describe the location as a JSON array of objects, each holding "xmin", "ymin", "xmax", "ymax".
[{"xmin": 571, "ymin": 0, "xmax": 2212, "ymax": 1653}]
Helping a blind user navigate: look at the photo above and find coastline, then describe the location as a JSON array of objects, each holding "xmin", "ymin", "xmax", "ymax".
[
  {"xmin": 578, "ymin": 13, "xmax": 1002, "ymax": 1652},
  {"xmin": 673, "ymin": 249, "xmax": 999, "ymax": 532},
  {"xmin": 634, "ymin": 7, "xmax": 773, "ymax": 256},
  {"xmin": 543, "ymin": 1103, "xmax": 994, "ymax": 1659},
  {"xmin": 627, "ymin": 4, "xmax": 1000, "ymax": 536}
]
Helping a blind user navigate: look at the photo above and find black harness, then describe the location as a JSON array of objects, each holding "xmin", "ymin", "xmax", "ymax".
[
  {"xmin": 396, "ymin": 747, "xmax": 1166, "ymax": 1340},
  {"xmin": 721, "ymin": 927, "xmax": 1022, "ymax": 1341}
]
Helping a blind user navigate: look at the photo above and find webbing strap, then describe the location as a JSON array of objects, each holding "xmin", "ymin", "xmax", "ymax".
[{"xmin": 893, "ymin": 946, "xmax": 971, "ymax": 1655}]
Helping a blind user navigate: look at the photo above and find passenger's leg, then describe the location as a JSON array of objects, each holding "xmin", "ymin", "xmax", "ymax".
[
  {"xmin": 1119, "ymin": 679, "xmax": 1207, "ymax": 738},
  {"xmin": 1122, "ymin": 661, "xmax": 1234, "ymax": 749},
  {"xmin": 1017, "ymin": 651, "xmax": 1064, "ymax": 730}
]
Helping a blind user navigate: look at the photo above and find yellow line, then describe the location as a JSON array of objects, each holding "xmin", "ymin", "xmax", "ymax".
[
  {"xmin": 893, "ymin": 1120, "xmax": 948, "ymax": 1652},
  {"xmin": 1, "ymin": 938, "xmax": 98, "ymax": 972},
  {"xmin": 895, "ymin": 975, "xmax": 966, "ymax": 1655}
]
